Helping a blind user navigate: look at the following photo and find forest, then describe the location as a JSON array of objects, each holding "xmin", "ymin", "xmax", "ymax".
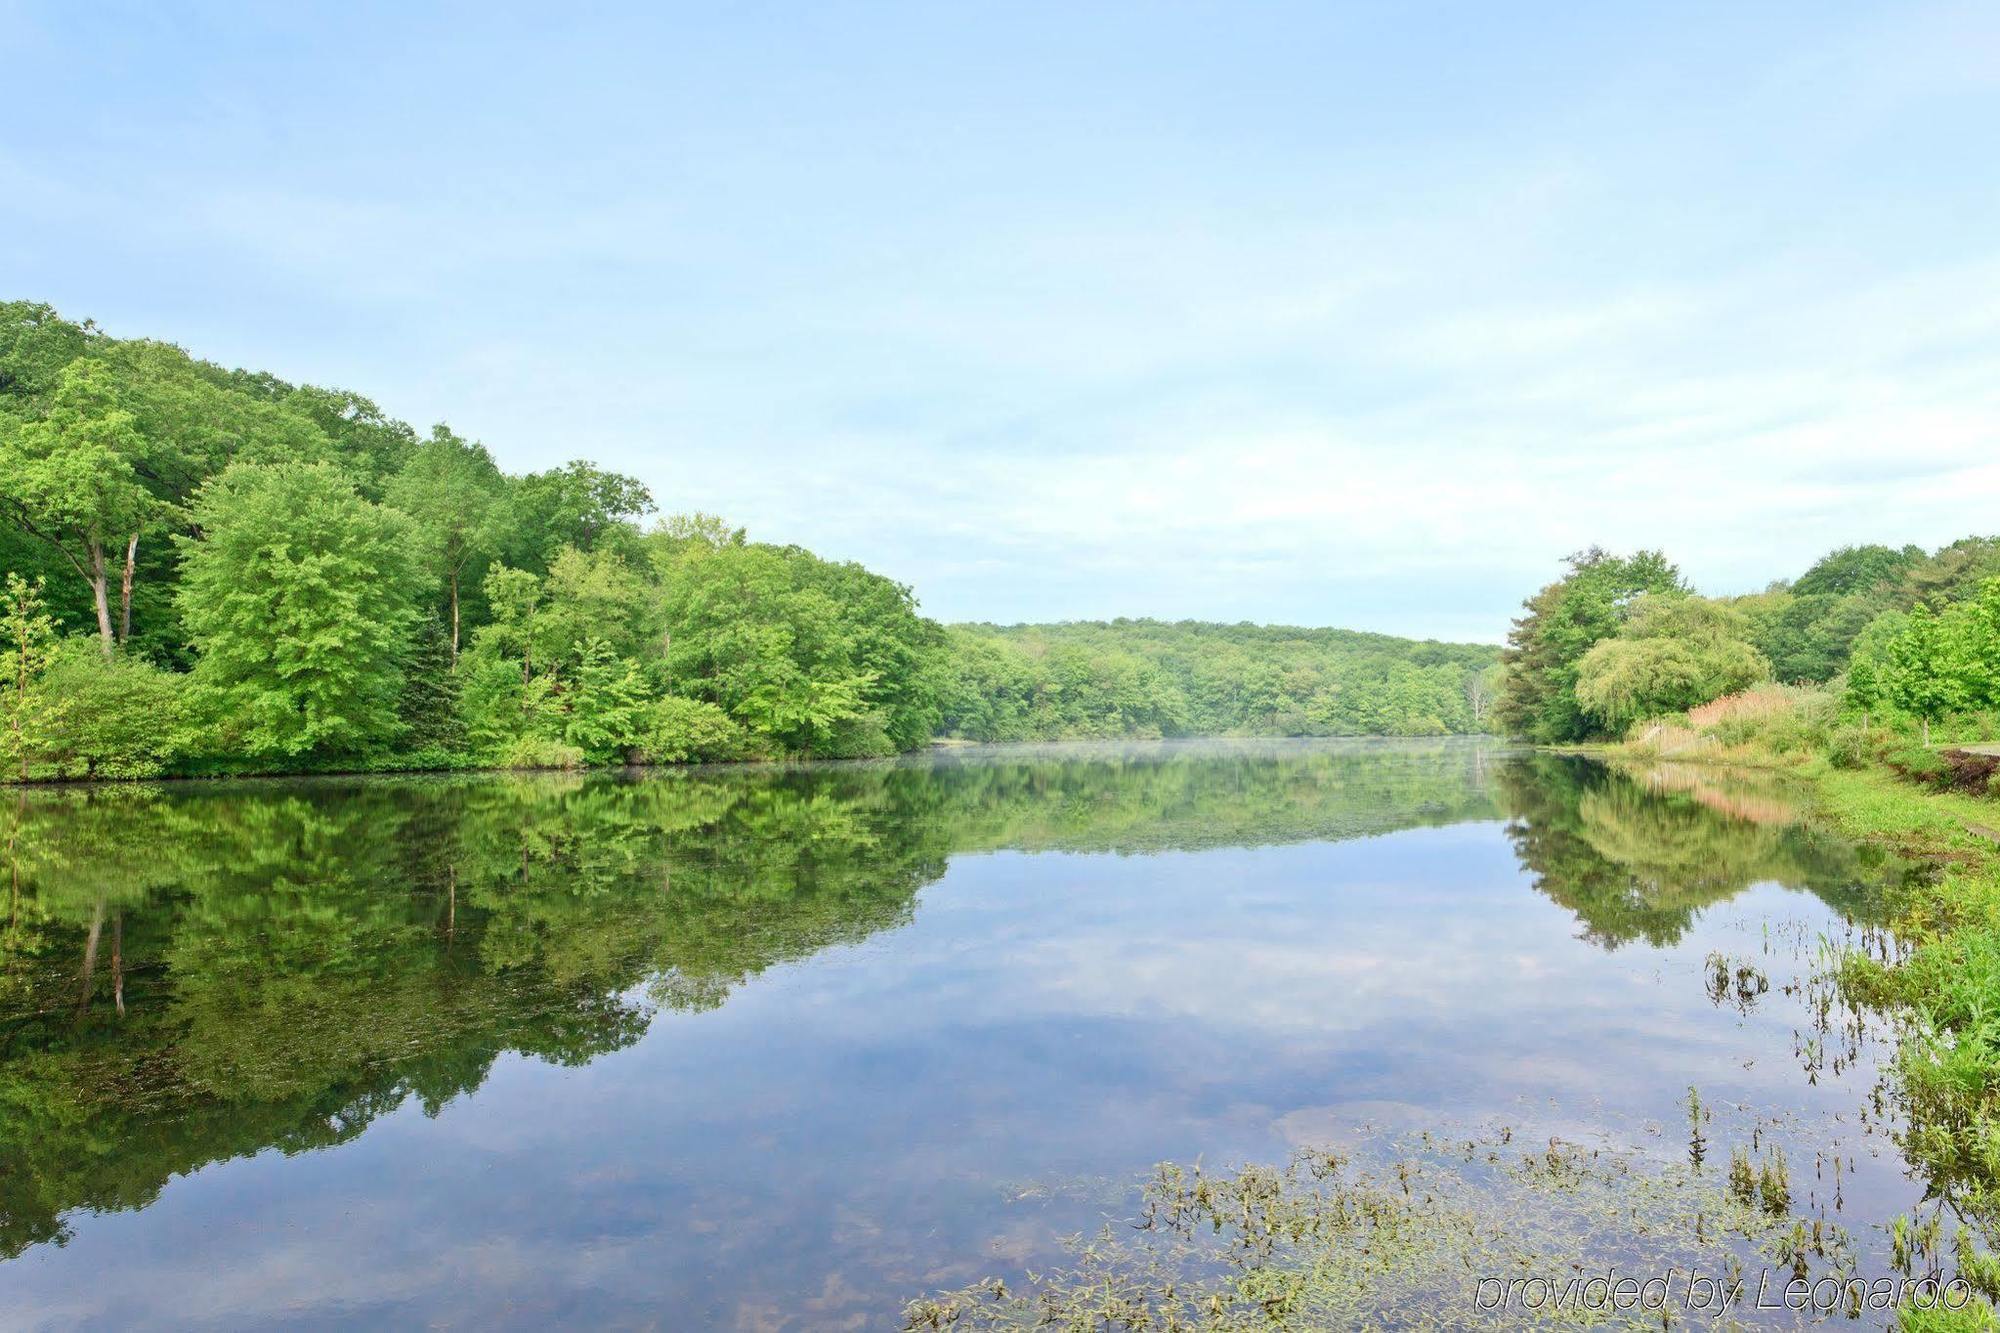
[
  {"xmin": 939, "ymin": 620, "xmax": 1502, "ymax": 742},
  {"xmin": 0, "ymin": 301, "xmax": 1500, "ymax": 781},
  {"xmin": 1496, "ymin": 537, "xmax": 2000, "ymax": 752}
]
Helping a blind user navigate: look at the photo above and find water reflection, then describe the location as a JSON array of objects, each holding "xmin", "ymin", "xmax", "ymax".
[
  {"xmin": 1499, "ymin": 754, "xmax": 1888, "ymax": 947},
  {"xmin": 0, "ymin": 741, "xmax": 1898, "ymax": 1323}
]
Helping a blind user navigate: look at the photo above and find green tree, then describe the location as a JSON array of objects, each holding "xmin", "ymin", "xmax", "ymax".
[
  {"xmin": 395, "ymin": 612, "xmax": 465, "ymax": 753},
  {"xmin": 1884, "ymin": 603, "xmax": 1971, "ymax": 747},
  {"xmin": 0, "ymin": 575, "xmax": 67, "ymax": 780},
  {"xmin": 0, "ymin": 360, "xmax": 163, "ymax": 654},
  {"xmin": 36, "ymin": 641, "xmax": 185, "ymax": 778},
  {"xmin": 660, "ymin": 537, "xmax": 943, "ymax": 756},
  {"xmin": 384, "ymin": 426, "xmax": 508, "ymax": 663},
  {"xmin": 1573, "ymin": 597, "xmax": 1769, "ymax": 732},
  {"xmin": 504, "ymin": 460, "xmax": 653, "ymax": 570},
  {"xmin": 176, "ymin": 462, "xmax": 424, "ymax": 757},
  {"xmin": 561, "ymin": 636, "xmax": 649, "ymax": 763},
  {"xmin": 1793, "ymin": 543, "xmax": 1924, "ymax": 597},
  {"xmin": 1496, "ymin": 548, "xmax": 1687, "ymax": 743}
]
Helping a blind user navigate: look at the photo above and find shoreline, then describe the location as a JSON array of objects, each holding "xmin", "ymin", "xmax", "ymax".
[{"xmin": 1, "ymin": 729, "xmax": 1506, "ymax": 790}]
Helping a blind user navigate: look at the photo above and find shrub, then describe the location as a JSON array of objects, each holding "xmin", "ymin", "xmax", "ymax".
[
  {"xmin": 495, "ymin": 735, "xmax": 585, "ymax": 770},
  {"xmin": 35, "ymin": 640, "xmax": 187, "ymax": 778},
  {"xmin": 633, "ymin": 695, "xmax": 750, "ymax": 764},
  {"xmin": 1825, "ymin": 723, "xmax": 1871, "ymax": 770},
  {"xmin": 819, "ymin": 709, "xmax": 899, "ymax": 759}
]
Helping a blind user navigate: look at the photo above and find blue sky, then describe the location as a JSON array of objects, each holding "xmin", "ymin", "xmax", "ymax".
[{"xmin": 5, "ymin": 2, "xmax": 1998, "ymax": 642}]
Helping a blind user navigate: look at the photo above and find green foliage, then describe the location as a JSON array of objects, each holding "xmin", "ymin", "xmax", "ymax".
[
  {"xmin": 176, "ymin": 462, "xmax": 424, "ymax": 757},
  {"xmin": 0, "ymin": 358, "xmax": 163, "ymax": 648},
  {"xmin": 383, "ymin": 425, "xmax": 508, "ymax": 659},
  {"xmin": 395, "ymin": 612, "xmax": 464, "ymax": 753},
  {"xmin": 1795, "ymin": 543, "xmax": 1926, "ymax": 597},
  {"xmin": 633, "ymin": 695, "xmax": 751, "ymax": 764},
  {"xmin": 1512, "ymin": 534, "xmax": 2000, "ymax": 749},
  {"xmin": 495, "ymin": 735, "xmax": 586, "ymax": 770},
  {"xmin": 502, "ymin": 459, "xmax": 652, "ymax": 571},
  {"xmin": 1864, "ymin": 582, "xmax": 2000, "ymax": 743},
  {"xmin": 657, "ymin": 537, "xmax": 943, "ymax": 756},
  {"xmin": 1573, "ymin": 595, "xmax": 1769, "ymax": 732},
  {"xmin": 561, "ymin": 636, "xmax": 649, "ymax": 763},
  {"xmin": 1743, "ymin": 589, "xmax": 1882, "ymax": 683},
  {"xmin": 0, "ymin": 574, "xmax": 67, "ymax": 779},
  {"xmin": 34, "ymin": 639, "xmax": 185, "ymax": 778},
  {"xmin": 940, "ymin": 620, "xmax": 1496, "ymax": 741},
  {"xmin": 1496, "ymin": 547, "xmax": 1687, "ymax": 743}
]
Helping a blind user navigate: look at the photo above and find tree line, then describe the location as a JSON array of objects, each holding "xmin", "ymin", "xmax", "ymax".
[
  {"xmin": 0, "ymin": 301, "xmax": 1500, "ymax": 780},
  {"xmin": 940, "ymin": 620, "xmax": 1502, "ymax": 742},
  {"xmin": 1497, "ymin": 538, "xmax": 2000, "ymax": 746}
]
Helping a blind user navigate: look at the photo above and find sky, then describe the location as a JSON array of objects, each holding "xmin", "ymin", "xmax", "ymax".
[{"xmin": 4, "ymin": 1, "xmax": 1998, "ymax": 642}]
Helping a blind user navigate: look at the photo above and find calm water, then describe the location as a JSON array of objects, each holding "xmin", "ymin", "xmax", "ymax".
[{"xmin": 0, "ymin": 740, "xmax": 1924, "ymax": 1327}]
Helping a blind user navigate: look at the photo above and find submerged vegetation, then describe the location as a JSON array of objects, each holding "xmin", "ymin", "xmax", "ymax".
[
  {"xmin": 0, "ymin": 302, "xmax": 1498, "ymax": 781},
  {"xmin": 903, "ymin": 1125, "xmax": 1960, "ymax": 1330}
]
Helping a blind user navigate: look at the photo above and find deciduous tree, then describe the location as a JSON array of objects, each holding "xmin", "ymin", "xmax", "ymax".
[{"xmin": 176, "ymin": 462, "xmax": 423, "ymax": 757}]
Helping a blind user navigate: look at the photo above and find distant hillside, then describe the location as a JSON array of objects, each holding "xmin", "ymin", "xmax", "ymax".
[{"xmin": 938, "ymin": 618, "xmax": 1503, "ymax": 741}]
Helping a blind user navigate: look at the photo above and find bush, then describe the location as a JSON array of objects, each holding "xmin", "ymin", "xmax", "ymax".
[
  {"xmin": 819, "ymin": 709, "xmax": 899, "ymax": 759},
  {"xmin": 34, "ymin": 641, "xmax": 187, "ymax": 778},
  {"xmin": 495, "ymin": 735, "xmax": 585, "ymax": 770},
  {"xmin": 633, "ymin": 696, "xmax": 750, "ymax": 764},
  {"xmin": 1824, "ymin": 724, "xmax": 1871, "ymax": 770}
]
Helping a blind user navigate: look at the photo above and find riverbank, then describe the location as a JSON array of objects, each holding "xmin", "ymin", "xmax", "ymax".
[{"xmin": 1597, "ymin": 736, "xmax": 2000, "ymax": 1316}]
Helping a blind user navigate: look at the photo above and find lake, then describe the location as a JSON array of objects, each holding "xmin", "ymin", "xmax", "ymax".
[{"xmin": 0, "ymin": 740, "xmax": 1933, "ymax": 1327}]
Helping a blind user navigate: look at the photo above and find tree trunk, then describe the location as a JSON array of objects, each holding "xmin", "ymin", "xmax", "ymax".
[
  {"xmin": 76, "ymin": 901, "xmax": 104, "ymax": 1019},
  {"xmin": 1923, "ymin": 716, "xmax": 1931, "ymax": 747},
  {"xmin": 88, "ymin": 543, "xmax": 113, "ymax": 658},
  {"xmin": 450, "ymin": 570, "xmax": 461, "ymax": 667},
  {"xmin": 119, "ymin": 534, "xmax": 138, "ymax": 642}
]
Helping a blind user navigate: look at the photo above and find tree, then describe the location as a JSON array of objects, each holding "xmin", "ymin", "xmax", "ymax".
[
  {"xmin": 1793, "ymin": 544, "xmax": 1923, "ymax": 598},
  {"xmin": 396, "ymin": 612, "xmax": 465, "ymax": 753},
  {"xmin": 36, "ymin": 641, "xmax": 185, "ymax": 778},
  {"xmin": 1844, "ymin": 655, "xmax": 1884, "ymax": 735},
  {"xmin": 1495, "ymin": 548, "xmax": 1687, "ymax": 743},
  {"xmin": 561, "ymin": 636, "xmax": 649, "ymax": 763},
  {"xmin": 176, "ymin": 462, "xmax": 424, "ymax": 757},
  {"xmin": 504, "ymin": 460, "xmax": 652, "ymax": 570},
  {"xmin": 1744, "ymin": 591, "xmax": 1879, "ymax": 684},
  {"xmin": 658, "ymin": 538, "xmax": 945, "ymax": 756},
  {"xmin": 0, "ymin": 301, "xmax": 92, "ymax": 404},
  {"xmin": 1465, "ymin": 662, "xmax": 1504, "ymax": 730},
  {"xmin": 1884, "ymin": 604, "xmax": 1971, "ymax": 747},
  {"xmin": 1573, "ymin": 598, "xmax": 1770, "ymax": 733},
  {"xmin": 0, "ymin": 360, "xmax": 162, "ymax": 654},
  {"xmin": 385, "ymin": 426, "xmax": 508, "ymax": 663},
  {"xmin": 0, "ymin": 575, "xmax": 67, "ymax": 779},
  {"xmin": 531, "ymin": 545, "xmax": 661, "ymax": 673}
]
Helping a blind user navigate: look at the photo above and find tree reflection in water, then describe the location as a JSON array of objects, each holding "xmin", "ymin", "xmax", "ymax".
[{"xmin": 0, "ymin": 741, "xmax": 1887, "ymax": 1258}]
